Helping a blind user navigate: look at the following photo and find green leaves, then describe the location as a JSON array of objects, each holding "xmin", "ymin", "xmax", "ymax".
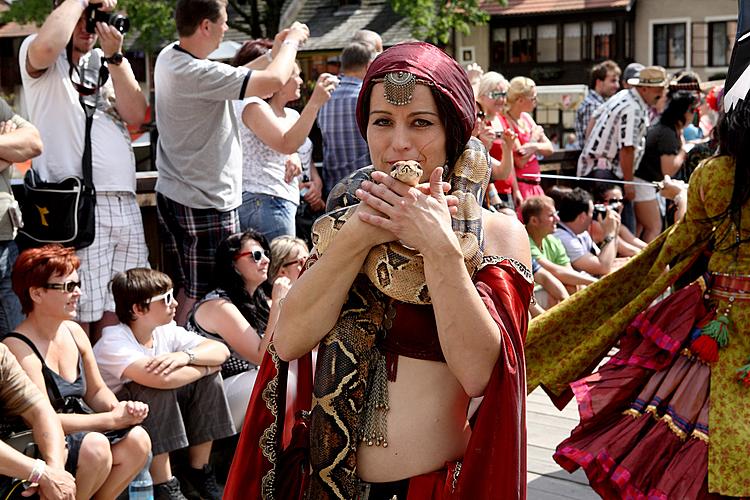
[{"xmin": 390, "ymin": 0, "xmax": 505, "ymax": 45}]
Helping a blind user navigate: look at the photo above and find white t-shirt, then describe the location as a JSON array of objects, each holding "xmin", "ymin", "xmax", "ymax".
[
  {"xmin": 154, "ymin": 43, "xmax": 251, "ymax": 210},
  {"xmin": 93, "ymin": 321, "xmax": 204, "ymax": 394},
  {"xmin": 19, "ymin": 35, "xmax": 136, "ymax": 193}
]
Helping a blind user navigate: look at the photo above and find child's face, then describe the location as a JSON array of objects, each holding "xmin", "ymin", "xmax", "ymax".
[{"xmin": 142, "ymin": 288, "xmax": 177, "ymax": 327}]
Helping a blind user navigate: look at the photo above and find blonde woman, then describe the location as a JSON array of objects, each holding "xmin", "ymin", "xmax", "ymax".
[
  {"xmin": 268, "ymin": 236, "xmax": 310, "ymax": 284},
  {"xmin": 505, "ymin": 76, "xmax": 554, "ymax": 209},
  {"xmin": 476, "ymin": 72, "xmax": 519, "ymax": 210}
]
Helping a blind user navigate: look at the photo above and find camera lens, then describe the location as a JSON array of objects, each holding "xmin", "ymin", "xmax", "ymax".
[{"xmin": 111, "ymin": 15, "xmax": 130, "ymax": 34}]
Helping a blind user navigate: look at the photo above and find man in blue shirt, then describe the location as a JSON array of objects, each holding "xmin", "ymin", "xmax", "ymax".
[{"xmin": 318, "ymin": 41, "xmax": 374, "ymax": 194}]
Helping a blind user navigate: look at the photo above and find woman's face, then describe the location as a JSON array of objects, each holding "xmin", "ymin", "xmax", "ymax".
[
  {"xmin": 234, "ymin": 238, "xmax": 270, "ymax": 289},
  {"xmin": 477, "ymin": 80, "xmax": 508, "ymax": 117},
  {"xmin": 602, "ymin": 188, "xmax": 624, "ymax": 213},
  {"xmin": 366, "ymin": 82, "xmax": 447, "ymax": 182},
  {"xmin": 36, "ymin": 270, "xmax": 81, "ymax": 319},
  {"xmin": 519, "ymin": 86, "xmax": 538, "ymax": 113},
  {"xmin": 279, "ymin": 64, "xmax": 303, "ymax": 104},
  {"xmin": 276, "ymin": 245, "xmax": 310, "ymax": 282}
]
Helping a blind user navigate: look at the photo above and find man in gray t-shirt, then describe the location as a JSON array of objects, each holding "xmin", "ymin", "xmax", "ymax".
[{"xmin": 154, "ymin": 0, "xmax": 308, "ymax": 323}]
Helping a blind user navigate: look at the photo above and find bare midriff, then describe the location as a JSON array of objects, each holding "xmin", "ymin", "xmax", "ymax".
[{"xmin": 356, "ymin": 356, "xmax": 471, "ymax": 482}]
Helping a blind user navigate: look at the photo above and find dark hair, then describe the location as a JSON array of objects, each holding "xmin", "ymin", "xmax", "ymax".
[
  {"xmin": 590, "ymin": 60, "xmax": 621, "ymax": 89},
  {"xmin": 659, "ymin": 91, "xmax": 699, "ymax": 130},
  {"xmin": 175, "ymin": 0, "xmax": 226, "ymax": 37},
  {"xmin": 110, "ymin": 268, "xmax": 173, "ymax": 324},
  {"xmin": 546, "ymin": 185, "xmax": 572, "ymax": 208},
  {"xmin": 232, "ymin": 38, "xmax": 273, "ymax": 67},
  {"xmin": 214, "ymin": 229, "xmax": 271, "ymax": 334},
  {"xmin": 557, "ymin": 187, "xmax": 592, "ymax": 223},
  {"xmin": 710, "ymin": 99, "xmax": 750, "ymax": 249},
  {"xmin": 341, "ymin": 42, "xmax": 373, "ymax": 72},
  {"xmin": 12, "ymin": 244, "xmax": 79, "ymax": 314}
]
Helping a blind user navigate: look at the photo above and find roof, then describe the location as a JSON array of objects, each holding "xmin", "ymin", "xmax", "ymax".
[
  {"xmin": 287, "ymin": 0, "xmax": 412, "ymax": 52},
  {"xmin": 481, "ymin": 0, "xmax": 634, "ymax": 16},
  {"xmin": 0, "ymin": 1, "xmax": 37, "ymax": 38}
]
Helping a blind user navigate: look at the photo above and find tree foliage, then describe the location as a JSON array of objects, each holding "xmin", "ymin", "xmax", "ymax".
[
  {"xmin": 390, "ymin": 0, "xmax": 506, "ymax": 45},
  {"xmin": 3, "ymin": 0, "xmax": 507, "ymax": 49}
]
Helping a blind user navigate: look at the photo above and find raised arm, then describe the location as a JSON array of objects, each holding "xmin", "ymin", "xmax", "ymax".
[
  {"xmin": 25, "ymin": 0, "xmax": 91, "ymax": 76},
  {"xmin": 242, "ymin": 73, "xmax": 335, "ymax": 154},
  {"xmin": 244, "ymin": 22, "xmax": 309, "ymax": 98}
]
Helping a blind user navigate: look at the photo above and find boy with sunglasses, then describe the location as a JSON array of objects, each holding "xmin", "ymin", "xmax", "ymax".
[{"xmin": 93, "ymin": 268, "xmax": 234, "ymax": 500}]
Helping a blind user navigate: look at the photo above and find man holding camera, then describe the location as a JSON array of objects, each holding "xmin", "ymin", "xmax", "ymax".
[
  {"xmin": 553, "ymin": 187, "xmax": 620, "ymax": 278},
  {"xmin": 19, "ymin": 0, "xmax": 149, "ymax": 339},
  {"xmin": 154, "ymin": 0, "xmax": 309, "ymax": 324}
]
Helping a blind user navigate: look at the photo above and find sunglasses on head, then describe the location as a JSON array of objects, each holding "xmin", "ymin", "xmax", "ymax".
[
  {"xmin": 487, "ymin": 90, "xmax": 507, "ymax": 99},
  {"xmin": 148, "ymin": 288, "xmax": 174, "ymax": 306},
  {"xmin": 44, "ymin": 280, "xmax": 81, "ymax": 293},
  {"xmin": 234, "ymin": 249, "xmax": 270, "ymax": 263}
]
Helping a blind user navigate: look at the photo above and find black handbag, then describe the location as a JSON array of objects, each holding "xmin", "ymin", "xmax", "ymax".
[{"xmin": 16, "ymin": 62, "xmax": 101, "ymax": 251}]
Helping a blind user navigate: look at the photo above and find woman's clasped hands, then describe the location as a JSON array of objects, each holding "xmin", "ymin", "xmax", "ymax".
[{"xmin": 354, "ymin": 167, "xmax": 460, "ymax": 255}]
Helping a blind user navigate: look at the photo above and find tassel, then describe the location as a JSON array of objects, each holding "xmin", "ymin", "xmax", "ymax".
[
  {"xmin": 690, "ymin": 335, "xmax": 720, "ymax": 363},
  {"xmin": 736, "ymin": 358, "xmax": 750, "ymax": 387},
  {"xmin": 702, "ymin": 315, "xmax": 730, "ymax": 347}
]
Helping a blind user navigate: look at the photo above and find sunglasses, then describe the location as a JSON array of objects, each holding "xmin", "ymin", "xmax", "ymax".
[
  {"xmin": 44, "ymin": 280, "xmax": 81, "ymax": 293},
  {"xmin": 487, "ymin": 91, "xmax": 507, "ymax": 99},
  {"xmin": 148, "ymin": 288, "xmax": 174, "ymax": 306},
  {"xmin": 604, "ymin": 198, "xmax": 624, "ymax": 205},
  {"xmin": 282, "ymin": 256, "xmax": 307, "ymax": 269},
  {"xmin": 477, "ymin": 111, "xmax": 486, "ymax": 120},
  {"xmin": 234, "ymin": 249, "xmax": 270, "ymax": 263},
  {"xmin": 69, "ymin": 63, "xmax": 110, "ymax": 97}
]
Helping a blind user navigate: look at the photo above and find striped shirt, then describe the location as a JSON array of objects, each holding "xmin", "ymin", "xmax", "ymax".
[
  {"xmin": 577, "ymin": 88, "xmax": 650, "ymax": 179},
  {"xmin": 317, "ymin": 75, "xmax": 371, "ymax": 194},
  {"xmin": 574, "ymin": 89, "xmax": 605, "ymax": 149}
]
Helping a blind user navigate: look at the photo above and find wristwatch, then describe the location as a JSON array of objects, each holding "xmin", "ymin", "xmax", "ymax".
[
  {"xmin": 105, "ymin": 52, "xmax": 124, "ymax": 66},
  {"xmin": 183, "ymin": 348, "xmax": 196, "ymax": 365},
  {"xmin": 600, "ymin": 234, "xmax": 615, "ymax": 247}
]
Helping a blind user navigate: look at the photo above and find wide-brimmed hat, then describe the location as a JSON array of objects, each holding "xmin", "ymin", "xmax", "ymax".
[{"xmin": 627, "ymin": 66, "xmax": 669, "ymax": 87}]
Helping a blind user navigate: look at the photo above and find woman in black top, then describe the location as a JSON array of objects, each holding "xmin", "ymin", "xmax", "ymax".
[{"xmin": 634, "ymin": 91, "xmax": 698, "ymax": 242}]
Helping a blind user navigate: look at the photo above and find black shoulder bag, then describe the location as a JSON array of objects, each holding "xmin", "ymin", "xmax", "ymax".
[{"xmin": 16, "ymin": 55, "xmax": 102, "ymax": 250}]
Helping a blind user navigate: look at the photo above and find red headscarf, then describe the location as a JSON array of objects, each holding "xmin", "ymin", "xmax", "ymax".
[{"xmin": 355, "ymin": 42, "xmax": 476, "ymax": 166}]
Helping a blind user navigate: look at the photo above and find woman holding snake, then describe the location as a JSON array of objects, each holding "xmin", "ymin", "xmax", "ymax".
[{"xmin": 225, "ymin": 42, "xmax": 534, "ymax": 500}]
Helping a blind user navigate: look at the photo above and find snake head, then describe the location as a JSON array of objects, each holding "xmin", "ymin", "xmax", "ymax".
[{"xmin": 389, "ymin": 160, "xmax": 423, "ymax": 187}]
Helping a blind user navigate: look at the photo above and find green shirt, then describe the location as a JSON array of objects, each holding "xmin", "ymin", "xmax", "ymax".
[{"xmin": 529, "ymin": 234, "xmax": 570, "ymax": 267}]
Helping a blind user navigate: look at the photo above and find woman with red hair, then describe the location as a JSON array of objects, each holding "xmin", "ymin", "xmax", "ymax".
[{"xmin": 4, "ymin": 244, "xmax": 151, "ymax": 499}]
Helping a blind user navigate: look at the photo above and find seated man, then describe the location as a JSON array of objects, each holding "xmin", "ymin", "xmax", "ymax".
[
  {"xmin": 553, "ymin": 187, "xmax": 620, "ymax": 277},
  {"xmin": 529, "ymin": 258, "xmax": 569, "ymax": 316},
  {"xmin": 0, "ymin": 342, "xmax": 76, "ymax": 499},
  {"xmin": 522, "ymin": 196, "xmax": 596, "ymax": 304},
  {"xmin": 94, "ymin": 268, "xmax": 233, "ymax": 500}
]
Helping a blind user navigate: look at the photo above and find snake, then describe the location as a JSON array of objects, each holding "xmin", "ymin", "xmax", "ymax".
[{"xmin": 307, "ymin": 137, "xmax": 490, "ymax": 499}]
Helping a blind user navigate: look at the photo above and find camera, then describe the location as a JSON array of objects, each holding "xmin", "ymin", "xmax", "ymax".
[
  {"xmin": 85, "ymin": 5, "xmax": 130, "ymax": 34},
  {"xmin": 593, "ymin": 204, "xmax": 608, "ymax": 221}
]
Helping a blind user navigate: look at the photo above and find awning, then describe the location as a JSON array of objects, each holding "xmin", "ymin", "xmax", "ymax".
[{"xmin": 481, "ymin": 0, "xmax": 634, "ymax": 16}]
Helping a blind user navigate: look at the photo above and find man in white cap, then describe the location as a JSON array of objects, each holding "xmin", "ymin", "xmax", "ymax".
[{"xmin": 577, "ymin": 65, "xmax": 669, "ymax": 232}]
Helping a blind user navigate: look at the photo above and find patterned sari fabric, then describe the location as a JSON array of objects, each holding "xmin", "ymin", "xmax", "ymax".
[{"xmin": 526, "ymin": 156, "xmax": 750, "ymax": 496}]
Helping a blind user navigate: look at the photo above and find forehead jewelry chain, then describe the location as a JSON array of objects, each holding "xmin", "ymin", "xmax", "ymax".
[{"xmin": 383, "ymin": 71, "xmax": 417, "ymax": 106}]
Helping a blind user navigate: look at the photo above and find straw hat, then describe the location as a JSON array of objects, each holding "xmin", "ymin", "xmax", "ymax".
[{"xmin": 627, "ymin": 66, "xmax": 669, "ymax": 87}]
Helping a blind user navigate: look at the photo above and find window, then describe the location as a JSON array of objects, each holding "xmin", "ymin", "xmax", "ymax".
[
  {"xmin": 709, "ymin": 20, "xmax": 736, "ymax": 66},
  {"xmin": 563, "ymin": 23, "xmax": 582, "ymax": 61},
  {"xmin": 537, "ymin": 25, "xmax": 558, "ymax": 62},
  {"xmin": 491, "ymin": 28, "xmax": 507, "ymax": 66},
  {"xmin": 592, "ymin": 21, "xmax": 615, "ymax": 59},
  {"xmin": 653, "ymin": 23, "xmax": 686, "ymax": 67},
  {"xmin": 510, "ymin": 26, "xmax": 534, "ymax": 63}
]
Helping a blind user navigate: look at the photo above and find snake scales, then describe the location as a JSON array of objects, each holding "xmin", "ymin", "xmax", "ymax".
[{"xmin": 307, "ymin": 137, "xmax": 490, "ymax": 499}]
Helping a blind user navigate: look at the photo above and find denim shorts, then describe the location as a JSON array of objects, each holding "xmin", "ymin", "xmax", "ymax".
[
  {"xmin": 0, "ymin": 241, "xmax": 23, "ymax": 335},
  {"xmin": 238, "ymin": 192, "xmax": 297, "ymax": 242}
]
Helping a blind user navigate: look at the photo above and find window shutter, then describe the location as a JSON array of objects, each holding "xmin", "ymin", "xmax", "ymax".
[{"xmin": 692, "ymin": 21, "xmax": 707, "ymax": 67}]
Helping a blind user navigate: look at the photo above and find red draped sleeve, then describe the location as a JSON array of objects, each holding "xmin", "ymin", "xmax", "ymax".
[{"xmin": 455, "ymin": 257, "xmax": 533, "ymax": 500}]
